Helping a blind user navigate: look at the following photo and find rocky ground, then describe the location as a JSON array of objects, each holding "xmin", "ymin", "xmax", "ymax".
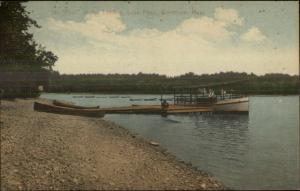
[{"xmin": 0, "ymin": 99, "xmax": 225, "ymax": 190}]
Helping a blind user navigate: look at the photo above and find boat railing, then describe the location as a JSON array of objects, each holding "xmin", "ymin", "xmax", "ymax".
[
  {"xmin": 217, "ymin": 94, "xmax": 245, "ymax": 100},
  {"xmin": 174, "ymin": 94, "xmax": 217, "ymax": 106},
  {"xmin": 173, "ymin": 93, "xmax": 246, "ymax": 105}
]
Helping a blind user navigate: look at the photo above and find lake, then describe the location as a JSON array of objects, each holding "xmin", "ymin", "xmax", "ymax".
[{"xmin": 40, "ymin": 93, "xmax": 299, "ymax": 189}]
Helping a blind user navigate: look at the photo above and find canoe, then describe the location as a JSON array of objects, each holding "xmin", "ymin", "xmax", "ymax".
[
  {"xmin": 144, "ymin": 98, "xmax": 157, "ymax": 101},
  {"xmin": 53, "ymin": 100, "xmax": 100, "ymax": 109},
  {"xmin": 72, "ymin": 96, "xmax": 83, "ymax": 98},
  {"xmin": 85, "ymin": 95, "xmax": 95, "ymax": 98},
  {"xmin": 34, "ymin": 102, "xmax": 105, "ymax": 118},
  {"xmin": 129, "ymin": 98, "xmax": 142, "ymax": 101}
]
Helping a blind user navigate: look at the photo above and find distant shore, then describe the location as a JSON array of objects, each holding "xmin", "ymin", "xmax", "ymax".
[
  {"xmin": 0, "ymin": 98, "xmax": 225, "ymax": 190},
  {"xmin": 44, "ymin": 92, "xmax": 300, "ymax": 96}
]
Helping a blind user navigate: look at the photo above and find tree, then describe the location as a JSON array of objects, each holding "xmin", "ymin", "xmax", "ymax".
[
  {"xmin": 0, "ymin": 1, "xmax": 58, "ymax": 71},
  {"xmin": 35, "ymin": 45, "xmax": 57, "ymax": 71},
  {"xmin": 0, "ymin": 1, "xmax": 58, "ymax": 98}
]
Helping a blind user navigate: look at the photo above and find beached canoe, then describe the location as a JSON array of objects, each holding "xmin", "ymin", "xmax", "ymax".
[
  {"xmin": 53, "ymin": 100, "xmax": 100, "ymax": 109},
  {"xmin": 34, "ymin": 102, "xmax": 105, "ymax": 118}
]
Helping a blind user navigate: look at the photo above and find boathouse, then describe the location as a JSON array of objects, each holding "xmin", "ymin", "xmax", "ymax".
[{"xmin": 0, "ymin": 71, "xmax": 50, "ymax": 98}]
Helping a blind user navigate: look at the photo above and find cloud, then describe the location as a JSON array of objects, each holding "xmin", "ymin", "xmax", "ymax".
[
  {"xmin": 48, "ymin": 11, "xmax": 126, "ymax": 37},
  {"xmin": 214, "ymin": 7, "xmax": 244, "ymax": 26},
  {"xmin": 45, "ymin": 8, "xmax": 298, "ymax": 75},
  {"xmin": 175, "ymin": 17, "xmax": 234, "ymax": 41},
  {"xmin": 240, "ymin": 27, "xmax": 267, "ymax": 42},
  {"xmin": 48, "ymin": 8, "xmax": 242, "ymax": 42}
]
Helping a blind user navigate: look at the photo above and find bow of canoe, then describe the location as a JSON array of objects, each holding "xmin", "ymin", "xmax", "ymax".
[{"xmin": 34, "ymin": 102, "xmax": 105, "ymax": 118}]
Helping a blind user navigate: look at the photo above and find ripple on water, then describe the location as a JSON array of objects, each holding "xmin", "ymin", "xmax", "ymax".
[{"xmin": 40, "ymin": 94, "xmax": 300, "ymax": 190}]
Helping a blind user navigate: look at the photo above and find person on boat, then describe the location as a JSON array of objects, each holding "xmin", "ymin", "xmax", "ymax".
[
  {"xmin": 161, "ymin": 99, "xmax": 169, "ymax": 110},
  {"xmin": 208, "ymin": 89, "xmax": 216, "ymax": 104},
  {"xmin": 221, "ymin": 88, "xmax": 226, "ymax": 100},
  {"xmin": 160, "ymin": 99, "xmax": 169, "ymax": 117},
  {"xmin": 208, "ymin": 89, "xmax": 215, "ymax": 98}
]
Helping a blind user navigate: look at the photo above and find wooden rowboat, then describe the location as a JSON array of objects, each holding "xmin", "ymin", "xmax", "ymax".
[
  {"xmin": 34, "ymin": 102, "xmax": 105, "ymax": 118},
  {"xmin": 53, "ymin": 100, "xmax": 100, "ymax": 109}
]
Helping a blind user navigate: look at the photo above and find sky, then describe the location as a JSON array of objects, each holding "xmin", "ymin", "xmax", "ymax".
[{"xmin": 26, "ymin": 1, "xmax": 299, "ymax": 76}]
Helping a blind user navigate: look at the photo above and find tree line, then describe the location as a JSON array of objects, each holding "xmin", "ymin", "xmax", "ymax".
[{"xmin": 48, "ymin": 72, "xmax": 299, "ymax": 95}]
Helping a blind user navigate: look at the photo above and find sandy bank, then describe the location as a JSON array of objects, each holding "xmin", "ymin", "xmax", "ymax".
[{"xmin": 0, "ymin": 99, "xmax": 225, "ymax": 190}]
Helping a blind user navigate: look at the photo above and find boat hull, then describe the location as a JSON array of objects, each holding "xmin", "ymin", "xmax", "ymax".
[
  {"xmin": 34, "ymin": 102, "xmax": 105, "ymax": 118},
  {"xmin": 53, "ymin": 100, "xmax": 100, "ymax": 109},
  {"xmin": 213, "ymin": 97, "xmax": 249, "ymax": 114}
]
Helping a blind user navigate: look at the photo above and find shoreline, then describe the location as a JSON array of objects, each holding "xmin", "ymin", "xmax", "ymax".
[
  {"xmin": 1, "ymin": 98, "xmax": 225, "ymax": 190},
  {"xmin": 43, "ymin": 92, "xmax": 300, "ymax": 96}
]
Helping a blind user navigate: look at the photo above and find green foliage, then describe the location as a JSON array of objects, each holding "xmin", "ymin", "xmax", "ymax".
[
  {"xmin": 0, "ymin": 1, "xmax": 58, "ymax": 98},
  {"xmin": 0, "ymin": 1, "xmax": 58, "ymax": 71}
]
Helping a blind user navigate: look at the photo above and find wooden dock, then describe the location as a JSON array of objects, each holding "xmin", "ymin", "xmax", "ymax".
[{"xmin": 99, "ymin": 104, "xmax": 213, "ymax": 115}]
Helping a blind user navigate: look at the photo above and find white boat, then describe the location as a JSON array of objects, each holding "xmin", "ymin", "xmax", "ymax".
[
  {"xmin": 213, "ymin": 97, "xmax": 249, "ymax": 113},
  {"xmin": 173, "ymin": 87, "xmax": 249, "ymax": 114}
]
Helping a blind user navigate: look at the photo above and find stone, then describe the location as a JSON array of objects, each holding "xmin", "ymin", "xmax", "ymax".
[
  {"xmin": 200, "ymin": 183, "xmax": 206, "ymax": 189},
  {"xmin": 53, "ymin": 166, "xmax": 59, "ymax": 171},
  {"xmin": 149, "ymin": 141, "xmax": 159, "ymax": 146},
  {"xmin": 109, "ymin": 182, "xmax": 115, "ymax": 186},
  {"xmin": 73, "ymin": 178, "xmax": 79, "ymax": 184}
]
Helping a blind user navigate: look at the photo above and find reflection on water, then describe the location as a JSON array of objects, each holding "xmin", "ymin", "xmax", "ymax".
[
  {"xmin": 40, "ymin": 93, "xmax": 299, "ymax": 189},
  {"xmin": 106, "ymin": 113, "xmax": 251, "ymax": 188}
]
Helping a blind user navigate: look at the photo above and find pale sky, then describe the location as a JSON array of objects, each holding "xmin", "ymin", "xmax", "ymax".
[{"xmin": 26, "ymin": 1, "xmax": 299, "ymax": 76}]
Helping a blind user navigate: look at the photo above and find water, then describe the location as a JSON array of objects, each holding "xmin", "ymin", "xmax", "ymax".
[
  {"xmin": 40, "ymin": 93, "xmax": 299, "ymax": 189},
  {"xmin": 41, "ymin": 93, "xmax": 173, "ymax": 107}
]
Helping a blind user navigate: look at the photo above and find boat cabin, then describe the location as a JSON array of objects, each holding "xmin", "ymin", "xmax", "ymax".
[{"xmin": 172, "ymin": 87, "xmax": 245, "ymax": 106}]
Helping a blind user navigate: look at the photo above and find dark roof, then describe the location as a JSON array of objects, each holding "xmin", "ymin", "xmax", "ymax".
[
  {"xmin": 173, "ymin": 79, "xmax": 249, "ymax": 89},
  {"xmin": 0, "ymin": 71, "xmax": 49, "ymax": 81},
  {"xmin": 0, "ymin": 71, "xmax": 49, "ymax": 87}
]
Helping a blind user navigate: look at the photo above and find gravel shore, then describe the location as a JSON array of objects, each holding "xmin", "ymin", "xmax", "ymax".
[{"xmin": 0, "ymin": 99, "xmax": 225, "ymax": 190}]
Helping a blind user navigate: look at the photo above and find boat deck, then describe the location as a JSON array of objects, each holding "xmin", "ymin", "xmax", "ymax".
[{"xmin": 35, "ymin": 100, "xmax": 248, "ymax": 116}]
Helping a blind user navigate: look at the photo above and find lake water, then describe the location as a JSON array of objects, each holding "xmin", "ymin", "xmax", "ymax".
[{"xmin": 40, "ymin": 93, "xmax": 299, "ymax": 189}]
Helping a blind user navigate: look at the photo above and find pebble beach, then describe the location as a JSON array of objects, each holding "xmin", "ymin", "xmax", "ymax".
[{"xmin": 0, "ymin": 98, "xmax": 225, "ymax": 190}]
